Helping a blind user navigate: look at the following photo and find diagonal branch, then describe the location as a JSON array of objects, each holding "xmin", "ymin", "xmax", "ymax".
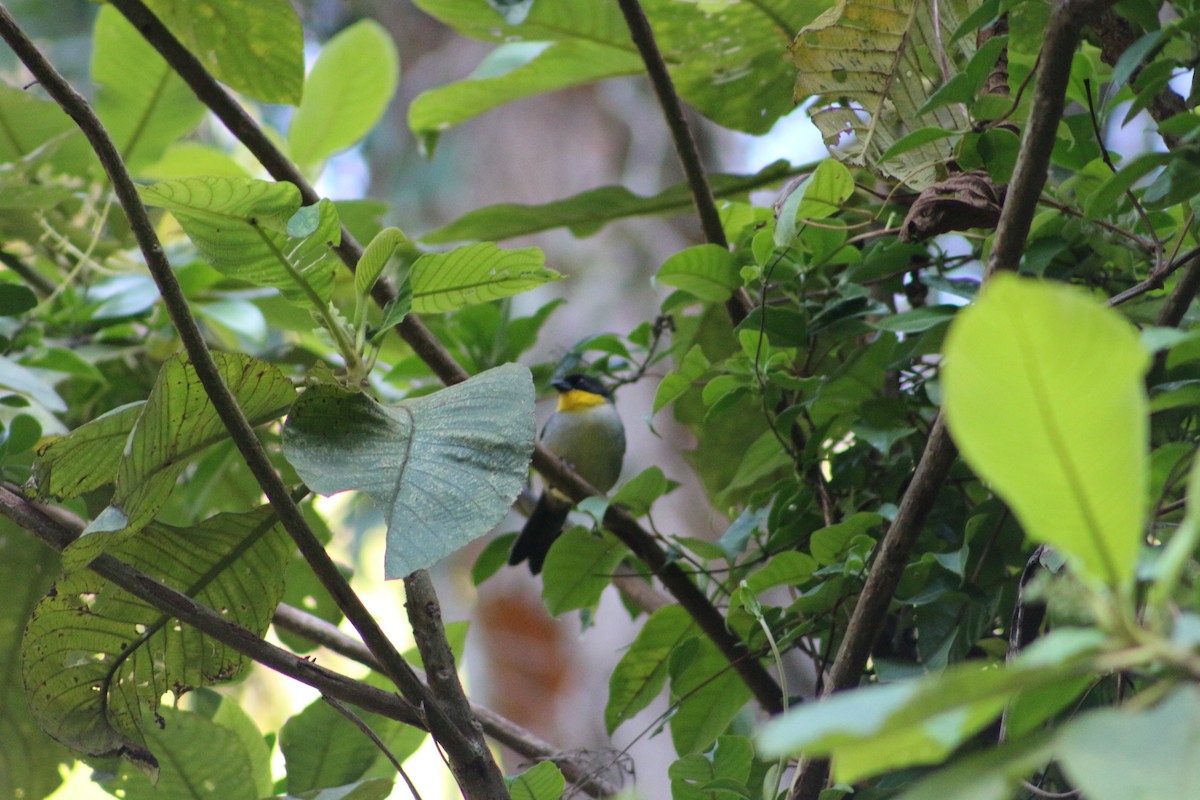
[
  {"xmin": 107, "ymin": 0, "xmax": 782, "ymax": 712},
  {"xmin": 791, "ymin": 0, "xmax": 1115, "ymax": 795},
  {"xmin": 0, "ymin": 484, "xmax": 424, "ymax": 727},
  {"xmin": 613, "ymin": 0, "xmax": 755, "ymax": 325},
  {"xmin": 0, "ymin": 9, "xmax": 505, "ymax": 796}
]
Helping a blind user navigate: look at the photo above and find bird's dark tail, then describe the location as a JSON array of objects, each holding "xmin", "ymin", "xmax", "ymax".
[{"xmin": 508, "ymin": 493, "xmax": 571, "ymax": 574}]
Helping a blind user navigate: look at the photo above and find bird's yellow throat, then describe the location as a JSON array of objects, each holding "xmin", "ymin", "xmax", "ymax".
[{"xmin": 557, "ymin": 389, "xmax": 609, "ymax": 412}]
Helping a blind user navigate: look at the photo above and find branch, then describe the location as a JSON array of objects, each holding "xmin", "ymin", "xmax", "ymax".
[
  {"xmin": 0, "ymin": 484, "xmax": 423, "ymax": 727},
  {"xmin": 272, "ymin": 604, "xmax": 622, "ymax": 797},
  {"xmin": 794, "ymin": 1, "xmax": 1115, "ymax": 794},
  {"xmin": 110, "ymin": 0, "xmax": 777, "ymax": 714},
  {"xmin": 613, "ymin": 0, "xmax": 754, "ymax": 325},
  {"xmin": 0, "ymin": 9, "xmax": 507, "ymax": 796},
  {"xmin": 987, "ymin": 0, "xmax": 1118, "ymax": 275},
  {"xmin": 108, "ymin": 0, "xmax": 780, "ymax": 712},
  {"xmin": 0, "ymin": 484, "xmax": 617, "ymax": 798}
]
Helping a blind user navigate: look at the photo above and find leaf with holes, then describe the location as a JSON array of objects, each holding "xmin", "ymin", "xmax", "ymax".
[
  {"xmin": 791, "ymin": 0, "xmax": 977, "ymax": 188},
  {"xmin": 281, "ymin": 364, "xmax": 535, "ymax": 578},
  {"xmin": 66, "ymin": 353, "xmax": 295, "ymax": 569},
  {"xmin": 21, "ymin": 506, "xmax": 290, "ymax": 768}
]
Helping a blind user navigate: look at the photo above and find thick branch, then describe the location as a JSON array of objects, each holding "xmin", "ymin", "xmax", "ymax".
[
  {"xmin": 987, "ymin": 0, "xmax": 1118, "ymax": 275},
  {"xmin": 0, "ymin": 10, "xmax": 506, "ymax": 795},
  {"xmin": 613, "ymin": 0, "xmax": 754, "ymax": 325},
  {"xmin": 272, "ymin": 604, "xmax": 621, "ymax": 797},
  {"xmin": 0, "ymin": 485, "xmax": 424, "ymax": 727},
  {"xmin": 794, "ymin": 1, "xmax": 1114, "ymax": 794},
  {"xmin": 108, "ymin": 0, "xmax": 780, "ymax": 712}
]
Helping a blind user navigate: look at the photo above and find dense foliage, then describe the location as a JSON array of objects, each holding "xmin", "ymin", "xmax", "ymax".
[{"xmin": 2, "ymin": 0, "xmax": 1200, "ymax": 798}]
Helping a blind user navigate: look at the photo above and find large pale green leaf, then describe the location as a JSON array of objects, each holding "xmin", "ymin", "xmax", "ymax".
[
  {"xmin": 791, "ymin": 0, "xmax": 977, "ymax": 188},
  {"xmin": 289, "ymin": 20, "xmax": 400, "ymax": 166},
  {"xmin": 756, "ymin": 629, "xmax": 1105, "ymax": 782},
  {"xmin": 410, "ymin": 243, "xmax": 562, "ymax": 313},
  {"xmin": 21, "ymin": 506, "xmax": 290, "ymax": 766},
  {"xmin": 412, "ymin": 0, "xmax": 826, "ymax": 134},
  {"xmin": 142, "ymin": 0, "xmax": 304, "ymax": 104},
  {"xmin": 409, "ymin": 40, "xmax": 642, "ymax": 145},
  {"xmin": 605, "ymin": 605, "xmax": 695, "ymax": 735},
  {"xmin": 32, "ymin": 401, "xmax": 145, "ymax": 501},
  {"xmin": 894, "ymin": 735, "xmax": 1057, "ymax": 800},
  {"xmin": 92, "ymin": 6, "xmax": 207, "ymax": 169},
  {"xmin": 281, "ymin": 364, "xmax": 535, "ymax": 579},
  {"xmin": 421, "ymin": 160, "xmax": 798, "ymax": 243},
  {"xmin": 1055, "ymin": 684, "xmax": 1200, "ymax": 800},
  {"xmin": 69, "ymin": 353, "xmax": 296, "ymax": 566},
  {"xmin": 139, "ymin": 178, "xmax": 340, "ymax": 307},
  {"xmin": 942, "ymin": 275, "xmax": 1149, "ymax": 588},
  {"xmin": 101, "ymin": 707, "xmax": 261, "ymax": 800},
  {"xmin": 0, "ymin": 521, "xmax": 71, "ymax": 800}
]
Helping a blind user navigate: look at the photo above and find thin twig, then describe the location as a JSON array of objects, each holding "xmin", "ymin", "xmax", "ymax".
[
  {"xmin": 109, "ymin": 0, "xmax": 779, "ymax": 711},
  {"xmin": 612, "ymin": 0, "xmax": 754, "ymax": 325},
  {"xmin": 0, "ymin": 10, "xmax": 506, "ymax": 796},
  {"xmin": 323, "ymin": 697, "xmax": 424, "ymax": 800},
  {"xmin": 0, "ymin": 247, "xmax": 55, "ymax": 295}
]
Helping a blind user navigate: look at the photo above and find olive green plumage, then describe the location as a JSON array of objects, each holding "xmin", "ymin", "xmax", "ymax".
[{"xmin": 509, "ymin": 374, "xmax": 625, "ymax": 574}]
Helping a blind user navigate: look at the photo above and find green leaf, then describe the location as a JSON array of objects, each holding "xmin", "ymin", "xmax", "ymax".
[
  {"xmin": 33, "ymin": 402, "xmax": 145, "ymax": 500},
  {"xmin": 606, "ymin": 605, "xmax": 695, "ymax": 735},
  {"xmin": 1082, "ymin": 151, "xmax": 1169, "ymax": 219},
  {"xmin": 69, "ymin": 353, "xmax": 296, "ymax": 566},
  {"xmin": 289, "ymin": 20, "xmax": 400, "ymax": 166},
  {"xmin": 412, "ymin": 0, "xmax": 820, "ymax": 134},
  {"xmin": 21, "ymin": 506, "xmax": 291, "ymax": 766},
  {"xmin": 410, "ymin": 243, "xmax": 562, "ymax": 313},
  {"xmin": 0, "ymin": 521, "xmax": 70, "ymax": 800},
  {"xmin": 0, "ymin": 283, "xmax": 37, "ymax": 316},
  {"xmin": 942, "ymin": 275, "xmax": 1149, "ymax": 588},
  {"xmin": 102, "ymin": 707, "xmax": 259, "ymax": 800},
  {"xmin": 139, "ymin": 178, "xmax": 341, "ymax": 308},
  {"xmin": 894, "ymin": 734, "xmax": 1057, "ymax": 800},
  {"xmin": 281, "ymin": 364, "xmax": 535, "ymax": 579},
  {"xmin": 656, "ymin": 245, "xmax": 740, "ymax": 303},
  {"xmin": 92, "ymin": 6, "xmax": 206, "ymax": 169},
  {"xmin": 541, "ymin": 527, "xmax": 628, "ymax": 614},
  {"xmin": 1056, "ymin": 685, "xmax": 1200, "ymax": 800},
  {"xmin": 290, "ymin": 780, "xmax": 395, "ymax": 800},
  {"xmin": 670, "ymin": 735, "xmax": 755, "ymax": 800},
  {"xmin": 0, "ymin": 84, "xmax": 73, "ymax": 160},
  {"xmin": 756, "ymin": 629, "xmax": 1105, "ymax": 782},
  {"xmin": 508, "ymin": 760, "xmax": 566, "ymax": 800},
  {"xmin": 0, "ymin": 354, "xmax": 66, "ymax": 412},
  {"xmin": 420, "ymin": 161, "xmax": 798, "ymax": 243},
  {"xmin": 610, "ymin": 466, "xmax": 671, "ymax": 517},
  {"xmin": 142, "ymin": 0, "xmax": 304, "ymax": 104},
  {"xmin": 792, "ymin": 0, "xmax": 974, "ymax": 188},
  {"xmin": 669, "ymin": 635, "xmax": 753, "ymax": 755},
  {"xmin": 410, "ymin": 40, "xmax": 641, "ymax": 146},
  {"xmin": 654, "ymin": 345, "xmax": 710, "ymax": 415},
  {"xmin": 810, "ymin": 512, "xmax": 883, "ymax": 565},
  {"xmin": 774, "ymin": 159, "xmax": 855, "ymax": 245},
  {"xmin": 356, "ymin": 227, "xmax": 408, "ymax": 301},
  {"xmin": 878, "ymin": 127, "xmax": 960, "ymax": 163}
]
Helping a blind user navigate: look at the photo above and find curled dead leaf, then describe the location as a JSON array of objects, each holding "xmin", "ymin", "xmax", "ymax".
[{"xmin": 900, "ymin": 171, "xmax": 1006, "ymax": 243}]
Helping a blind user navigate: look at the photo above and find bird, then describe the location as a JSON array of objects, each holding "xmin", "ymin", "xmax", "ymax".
[{"xmin": 509, "ymin": 373, "xmax": 626, "ymax": 574}]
